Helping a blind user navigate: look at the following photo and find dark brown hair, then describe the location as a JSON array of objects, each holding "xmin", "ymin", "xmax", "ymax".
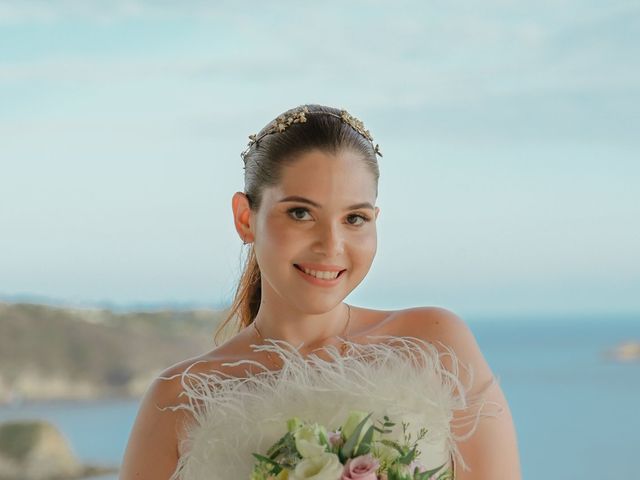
[{"xmin": 213, "ymin": 104, "xmax": 381, "ymax": 345}]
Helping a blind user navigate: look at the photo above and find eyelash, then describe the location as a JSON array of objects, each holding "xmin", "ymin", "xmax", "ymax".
[{"xmin": 286, "ymin": 207, "xmax": 371, "ymax": 226}]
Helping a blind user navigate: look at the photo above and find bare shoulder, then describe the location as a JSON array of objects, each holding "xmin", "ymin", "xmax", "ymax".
[
  {"xmin": 391, "ymin": 306, "xmax": 475, "ymax": 346},
  {"xmin": 346, "ymin": 305, "xmax": 471, "ymax": 343},
  {"xmin": 119, "ymin": 354, "xmax": 223, "ymax": 479},
  {"xmin": 393, "ymin": 306, "xmax": 496, "ymax": 392},
  {"xmin": 393, "ymin": 306, "xmax": 522, "ymax": 478}
]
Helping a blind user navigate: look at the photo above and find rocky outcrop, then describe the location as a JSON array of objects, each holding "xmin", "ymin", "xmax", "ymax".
[{"xmin": 0, "ymin": 420, "xmax": 117, "ymax": 480}]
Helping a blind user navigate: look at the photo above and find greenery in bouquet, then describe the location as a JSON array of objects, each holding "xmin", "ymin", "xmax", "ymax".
[{"xmin": 250, "ymin": 410, "xmax": 453, "ymax": 480}]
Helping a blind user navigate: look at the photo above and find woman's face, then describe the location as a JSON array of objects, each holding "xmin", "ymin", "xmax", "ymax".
[{"xmin": 247, "ymin": 149, "xmax": 380, "ymax": 314}]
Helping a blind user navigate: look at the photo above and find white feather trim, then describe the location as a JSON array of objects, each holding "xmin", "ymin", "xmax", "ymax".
[{"xmin": 159, "ymin": 335, "xmax": 503, "ymax": 479}]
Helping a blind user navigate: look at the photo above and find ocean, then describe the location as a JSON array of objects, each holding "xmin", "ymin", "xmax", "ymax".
[{"xmin": 1, "ymin": 314, "xmax": 638, "ymax": 479}]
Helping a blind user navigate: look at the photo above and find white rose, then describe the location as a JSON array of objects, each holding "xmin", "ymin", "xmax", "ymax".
[
  {"xmin": 289, "ymin": 452, "xmax": 344, "ymax": 480},
  {"xmin": 294, "ymin": 423, "xmax": 329, "ymax": 458}
]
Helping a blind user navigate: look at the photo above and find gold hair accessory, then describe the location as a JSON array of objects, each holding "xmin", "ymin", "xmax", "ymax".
[{"xmin": 240, "ymin": 106, "xmax": 383, "ymax": 161}]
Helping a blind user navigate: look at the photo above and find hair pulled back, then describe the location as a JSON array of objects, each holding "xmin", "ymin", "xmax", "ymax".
[{"xmin": 213, "ymin": 104, "xmax": 380, "ymax": 345}]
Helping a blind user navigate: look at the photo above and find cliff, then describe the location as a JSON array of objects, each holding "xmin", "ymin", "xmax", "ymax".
[{"xmin": 0, "ymin": 419, "xmax": 118, "ymax": 480}]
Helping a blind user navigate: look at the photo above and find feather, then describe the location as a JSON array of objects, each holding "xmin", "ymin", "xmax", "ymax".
[{"xmin": 159, "ymin": 335, "xmax": 503, "ymax": 479}]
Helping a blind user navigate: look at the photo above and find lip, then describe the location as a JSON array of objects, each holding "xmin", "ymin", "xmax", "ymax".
[
  {"xmin": 293, "ymin": 264, "xmax": 346, "ymax": 287},
  {"xmin": 294, "ymin": 263, "xmax": 346, "ymax": 272}
]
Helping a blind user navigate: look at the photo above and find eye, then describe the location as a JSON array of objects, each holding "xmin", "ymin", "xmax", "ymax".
[
  {"xmin": 347, "ymin": 213, "xmax": 371, "ymax": 226},
  {"xmin": 287, "ymin": 207, "xmax": 313, "ymax": 221}
]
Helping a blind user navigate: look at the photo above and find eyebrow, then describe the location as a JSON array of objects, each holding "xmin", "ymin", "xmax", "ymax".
[{"xmin": 278, "ymin": 195, "xmax": 375, "ymax": 211}]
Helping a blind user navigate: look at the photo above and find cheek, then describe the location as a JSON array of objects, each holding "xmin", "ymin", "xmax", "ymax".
[
  {"xmin": 352, "ymin": 230, "xmax": 378, "ymax": 261},
  {"xmin": 259, "ymin": 216, "xmax": 298, "ymax": 253}
]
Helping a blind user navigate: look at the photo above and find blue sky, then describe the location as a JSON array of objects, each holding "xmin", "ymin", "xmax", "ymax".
[{"xmin": 1, "ymin": 1, "xmax": 638, "ymax": 318}]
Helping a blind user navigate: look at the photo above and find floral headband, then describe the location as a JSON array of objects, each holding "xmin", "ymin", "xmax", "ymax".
[{"xmin": 240, "ymin": 105, "xmax": 383, "ymax": 162}]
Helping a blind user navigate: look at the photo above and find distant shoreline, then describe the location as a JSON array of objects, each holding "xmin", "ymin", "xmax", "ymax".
[{"xmin": 0, "ymin": 301, "xmax": 224, "ymax": 403}]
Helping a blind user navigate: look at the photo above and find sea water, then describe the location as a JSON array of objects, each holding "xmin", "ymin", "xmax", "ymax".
[{"xmin": 1, "ymin": 314, "xmax": 638, "ymax": 479}]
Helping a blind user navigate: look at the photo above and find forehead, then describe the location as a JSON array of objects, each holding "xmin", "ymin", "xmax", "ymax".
[{"xmin": 267, "ymin": 149, "xmax": 377, "ymax": 201}]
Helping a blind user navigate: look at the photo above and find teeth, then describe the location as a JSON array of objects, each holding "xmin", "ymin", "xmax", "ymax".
[{"xmin": 301, "ymin": 267, "xmax": 340, "ymax": 280}]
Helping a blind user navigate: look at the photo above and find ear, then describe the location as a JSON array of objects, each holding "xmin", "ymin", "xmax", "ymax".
[{"xmin": 231, "ymin": 192, "xmax": 254, "ymax": 243}]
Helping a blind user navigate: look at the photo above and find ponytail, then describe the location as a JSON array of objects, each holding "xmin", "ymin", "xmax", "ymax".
[{"xmin": 213, "ymin": 245, "xmax": 261, "ymax": 346}]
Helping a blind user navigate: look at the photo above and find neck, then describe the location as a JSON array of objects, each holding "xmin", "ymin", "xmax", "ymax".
[{"xmin": 251, "ymin": 302, "xmax": 350, "ymax": 351}]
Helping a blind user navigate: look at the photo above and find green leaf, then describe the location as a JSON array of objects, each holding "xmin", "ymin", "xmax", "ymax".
[
  {"xmin": 397, "ymin": 444, "xmax": 418, "ymax": 465},
  {"xmin": 251, "ymin": 453, "xmax": 282, "ymax": 474},
  {"xmin": 378, "ymin": 438, "xmax": 406, "ymax": 455},
  {"xmin": 414, "ymin": 462, "xmax": 450, "ymax": 480},
  {"xmin": 265, "ymin": 431, "xmax": 292, "ymax": 456},
  {"xmin": 340, "ymin": 412, "xmax": 373, "ymax": 459},
  {"xmin": 354, "ymin": 425, "xmax": 375, "ymax": 456}
]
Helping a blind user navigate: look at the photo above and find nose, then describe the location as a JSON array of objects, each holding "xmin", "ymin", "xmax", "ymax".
[{"xmin": 312, "ymin": 221, "xmax": 345, "ymax": 257}]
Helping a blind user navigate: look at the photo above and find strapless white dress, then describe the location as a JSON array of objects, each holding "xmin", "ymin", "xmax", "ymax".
[{"xmin": 163, "ymin": 335, "xmax": 502, "ymax": 479}]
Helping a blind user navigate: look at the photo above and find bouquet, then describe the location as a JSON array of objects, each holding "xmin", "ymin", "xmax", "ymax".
[{"xmin": 250, "ymin": 410, "xmax": 453, "ymax": 480}]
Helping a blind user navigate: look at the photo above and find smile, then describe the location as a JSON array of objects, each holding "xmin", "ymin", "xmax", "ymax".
[{"xmin": 293, "ymin": 264, "xmax": 346, "ymax": 286}]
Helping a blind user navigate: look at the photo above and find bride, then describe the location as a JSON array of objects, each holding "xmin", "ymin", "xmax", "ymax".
[{"xmin": 119, "ymin": 104, "xmax": 521, "ymax": 479}]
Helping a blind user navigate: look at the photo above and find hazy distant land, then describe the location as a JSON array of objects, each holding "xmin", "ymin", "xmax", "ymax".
[{"xmin": 0, "ymin": 302, "xmax": 228, "ymax": 403}]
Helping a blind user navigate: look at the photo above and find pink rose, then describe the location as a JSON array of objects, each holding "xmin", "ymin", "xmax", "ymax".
[{"xmin": 341, "ymin": 454, "xmax": 380, "ymax": 480}]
